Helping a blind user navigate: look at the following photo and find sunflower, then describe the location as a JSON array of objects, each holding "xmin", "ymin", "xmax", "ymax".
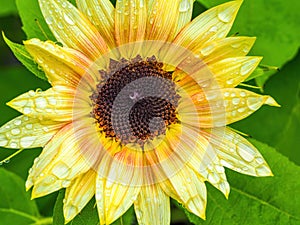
[{"xmin": 0, "ymin": 0, "xmax": 279, "ymax": 224}]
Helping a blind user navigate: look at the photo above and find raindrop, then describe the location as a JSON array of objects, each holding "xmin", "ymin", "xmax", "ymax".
[
  {"xmin": 24, "ymin": 107, "xmax": 32, "ymax": 114},
  {"xmin": 218, "ymin": 10, "xmax": 231, "ymax": 23},
  {"xmin": 14, "ymin": 119, "xmax": 22, "ymax": 126},
  {"xmin": 232, "ymin": 98, "xmax": 240, "ymax": 105},
  {"xmin": 35, "ymin": 97, "xmax": 47, "ymax": 109},
  {"xmin": 63, "ymin": 13, "xmax": 75, "ymax": 25},
  {"xmin": 231, "ymin": 43, "xmax": 241, "ymax": 49},
  {"xmin": 20, "ymin": 136, "xmax": 36, "ymax": 148},
  {"xmin": 200, "ymin": 44, "xmax": 215, "ymax": 56},
  {"xmin": 45, "ymin": 16, "xmax": 53, "ymax": 25},
  {"xmin": 179, "ymin": 0, "xmax": 191, "ymax": 12},
  {"xmin": 237, "ymin": 145, "xmax": 255, "ymax": 162},
  {"xmin": 240, "ymin": 60, "xmax": 256, "ymax": 76},
  {"xmin": 52, "ymin": 162, "xmax": 71, "ymax": 179},
  {"xmin": 11, "ymin": 128, "xmax": 21, "ymax": 135},
  {"xmin": 247, "ymin": 97, "xmax": 261, "ymax": 111}
]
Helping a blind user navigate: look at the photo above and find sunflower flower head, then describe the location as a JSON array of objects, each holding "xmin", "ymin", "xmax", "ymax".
[{"xmin": 1, "ymin": 0, "xmax": 280, "ymax": 224}]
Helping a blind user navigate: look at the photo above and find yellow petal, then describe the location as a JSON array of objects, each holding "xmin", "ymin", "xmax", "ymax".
[
  {"xmin": 173, "ymin": 0, "xmax": 194, "ymax": 38},
  {"xmin": 115, "ymin": 0, "xmax": 147, "ymax": 45},
  {"xmin": 76, "ymin": 0, "xmax": 116, "ymax": 48},
  {"xmin": 159, "ymin": 166, "xmax": 207, "ymax": 219},
  {"xmin": 193, "ymin": 88, "xmax": 280, "ymax": 127},
  {"xmin": 198, "ymin": 37, "xmax": 256, "ymax": 64},
  {"xmin": 134, "ymin": 185, "xmax": 170, "ymax": 225},
  {"xmin": 7, "ymin": 86, "xmax": 74, "ymax": 122},
  {"xmin": 201, "ymin": 127, "xmax": 273, "ymax": 176},
  {"xmin": 208, "ymin": 56, "xmax": 262, "ymax": 88},
  {"xmin": 173, "ymin": 0, "xmax": 242, "ymax": 51},
  {"xmin": 187, "ymin": 133, "xmax": 230, "ymax": 197},
  {"xmin": 64, "ymin": 170, "xmax": 97, "ymax": 223},
  {"xmin": 39, "ymin": 0, "xmax": 108, "ymax": 60},
  {"xmin": 24, "ymin": 39, "xmax": 94, "ymax": 87},
  {"xmin": 145, "ymin": 0, "xmax": 180, "ymax": 41},
  {"xmin": 0, "ymin": 115, "xmax": 64, "ymax": 149},
  {"xmin": 30, "ymin": 124, "xmax": 93, "ymax": 198},
  {"xmin": 96, "ymin": 177, "xmax": 141, "ymax": 224}
]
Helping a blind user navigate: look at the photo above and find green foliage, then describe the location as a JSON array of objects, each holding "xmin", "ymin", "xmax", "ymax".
[
  {"xmin": 178, "ymin": 140, "xmax": 300, "ymax": 225},
  {"xmin": 16, "ymin": 0, "xmax": 56, "ymax": 41},
  {"xmin": 0, "ymin": 169, "xmax": 39, "ymax": 225},
  {"xmin": 53, "ymin": 190, "xmax": 135, "ymax": 225},
  {"xmin": 0, "ymin": 0, "xmax": 17, "ymax": 16},
  {"xmin": 3, "ymin": 34, "xmax": 47, "ymax": 81},
  {"xmin": 197, "ymin": 0, "xmax": 300, "ymax": 86}
]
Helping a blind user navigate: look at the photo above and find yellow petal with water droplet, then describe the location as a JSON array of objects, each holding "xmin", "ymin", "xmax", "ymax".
[
  {"xmin": 201, "ymin": 127, "xmax": 273, "ymax": 177},
  {"xmin": 173, "ymin": 0, "xmax": 242, "ymax": 51},
  {"xmin": 64, "ymin": 170, "xmax": 97, "ymax": 223},
  {"xmin": 187, "ymin": 134, "xmax": 230, "ymax": 198},
  {"xmin": 96, "ymin": 177, "xmax": 141, "ymax": 225},
  {"xmin": 198, "ymin": 36, "xmax": 256, "ymax": 64},
  {"xmin": 145, "ymin": 0, "xmax": 180, "ymax": 41},
  {"xmin": 24, "ymin": 38, "xmax": 95, "ymax": 87},
  {"xmin": 208, "ymin": 56, "xmax": 262, "ymax": 88},
  {"xmin": 30, "ymin": 124, "xmax": 93, "ymax": 198},
  {"xmin": 115, "ymin": 0, "xmax": 147, "ymax": 58},
  {"xmin": 7, "ymin": 86, "xmax": 74, "ymax": 122},
  {"xmin": 173, "ymin": 0, "xmax": 194, "ymax": 37},
  {"xmin": 38, "ymin": 0, "xmax": 108, "ymax": 60},
  {"xmin": 193, "ymin": 88, "xmax": 280, "ymax": 127},
  {"xmin": 0, "ymin": 115, "xmax": 64, "ymax": 150},
  {"xmin": 159, "ymin": 166, "xmax": 207, "ymax": 219},
  {"xmin": 134, "ymin": 185, "xmax": 170, "ymax": 225},
  {"xmin": 76, "ymin": 0, "xmax": 116, "ymax": 48}
]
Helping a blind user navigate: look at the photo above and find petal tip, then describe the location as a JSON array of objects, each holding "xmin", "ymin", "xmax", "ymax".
[{"xmin": 265, "ymin": 96, "xmax": 281, "ymax": 107}]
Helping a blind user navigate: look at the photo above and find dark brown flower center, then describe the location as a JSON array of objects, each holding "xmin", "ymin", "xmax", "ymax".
[{"xmin": 91, "ymin": 55, "xmax": 180, "ymax": 146}]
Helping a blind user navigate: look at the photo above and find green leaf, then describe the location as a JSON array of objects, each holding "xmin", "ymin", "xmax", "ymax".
[
  {"xmin": 232, "ymin": 52, "xmax": 300, "ymax": 165},
  {"xmin": 16, "ymin": 0, "xmax": 56, "ymax": 41},
  {"xmin": 53, "ymin": 190, "xmax": 99, "ymax": 225},
  {"xmin": 3, "ymin": 34, "xmax": 47, "ymax": 81},
  {"xmin": 53, "ymin": 190, "xmax": 136, "ymax": 225},
  {"xmin": 196, "ymin": 0, "xmax": 300, "ymax": 86},
  {"xmin": 177, "ymin": 139, "xmax": 300, "ymax": 225},
  {"xmin": 0, "ymin": 168, "xmax": 40, "ymax": 225},
  {"xmin": 0, "ymin": 0, "xmax": 17, "ymax": 16},
  {"xmin": 245, "ymin": 65, "xmax": 279, "ymax": 83}
]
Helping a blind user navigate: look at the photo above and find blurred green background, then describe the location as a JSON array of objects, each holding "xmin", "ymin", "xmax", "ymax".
[{"xmin": 0, "ymin": 0, "xmax": 299, "ymax": 224}]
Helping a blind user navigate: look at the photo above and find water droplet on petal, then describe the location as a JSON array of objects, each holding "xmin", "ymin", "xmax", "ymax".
[
  {"xmin": 45, "ymin": 16, "xmax": 53, "ymax": 25},
  {"xmin": 247, "ymin": 97, "xmax": 262, "ymax": 111},
  {"xmin": 11, "ymin": 128, "xmax": 21, "ymax": 135},
  {"xmin": 20, "ymin": 136, "xmax": 37, "ymax": 148},
  {"xmin": 240, "ymin": 60, "xmax": 256, "ymax": 76},
  {"xmin": 35, "ymin": 97, "xmax": 47, "ymax": 109},
  {"xmin": 200, "ymin": 45, "xmax": 215, "ymax": 56},
  {"xmin": 218, "ymin": 7, "xmax": 232, "ymax": 23},
  {"xmin": 63, "ymin": 13, "xmax": 75, "ymax": 25},
  {"xmin": 52, "ymin": 162, "xmax": 71, "ymax": 179},
  {"xmin": 179, "ymin": 0, "xmax": 191, "ymax": 12},
  {"xmin": 237, "ymin": 145, "xmax": 255, "ymax": 162}
]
